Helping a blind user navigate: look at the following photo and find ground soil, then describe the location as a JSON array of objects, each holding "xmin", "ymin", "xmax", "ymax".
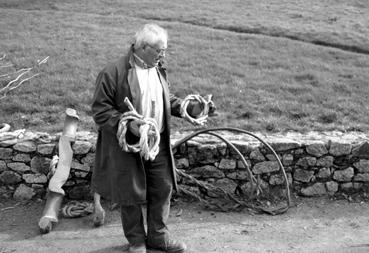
[{"xmin": 1, "ymin": 196, "xmax": 369, "ymax": 253}]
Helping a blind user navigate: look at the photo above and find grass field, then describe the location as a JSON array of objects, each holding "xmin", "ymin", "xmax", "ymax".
[{"xmin": 1, "ymin": 0, "xmax": 369, "ymax": 134}]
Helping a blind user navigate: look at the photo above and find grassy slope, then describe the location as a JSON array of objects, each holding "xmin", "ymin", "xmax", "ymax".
[{"xmin": 0, "ymin": 0, "xmax": 368, "ymax": 134}]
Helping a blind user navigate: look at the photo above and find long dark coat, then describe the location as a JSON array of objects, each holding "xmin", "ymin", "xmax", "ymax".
[{"xmin": 91, "ymin": 46, "xmax": 182, "ymax": 205}]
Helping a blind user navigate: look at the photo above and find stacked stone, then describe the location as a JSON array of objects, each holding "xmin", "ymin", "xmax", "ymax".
[
  {"xmin": 1, "ymin": 130, "xmax": 369, "ymax": 200},
  {"xmin": 0, "ymin": 134, "xmax": 95, "ymax": 200},
  {"xmin": 174, "ymin": 136, "xmax": 369, "ymax": 198}
]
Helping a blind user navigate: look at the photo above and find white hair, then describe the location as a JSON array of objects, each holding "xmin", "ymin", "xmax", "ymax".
[{"xmin": 134, "ymin": 23, "xmax": 168, "ymax": 49}]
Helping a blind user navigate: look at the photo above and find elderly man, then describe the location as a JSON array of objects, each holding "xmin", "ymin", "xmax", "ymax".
[{"xmin": 91, "ymin": 23, "xmax": 213, "ymax": 253}]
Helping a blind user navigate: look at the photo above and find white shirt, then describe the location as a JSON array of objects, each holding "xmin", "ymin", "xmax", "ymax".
[{"xmin": 135, "ymin": 64, "xmax": 164, "ymax": 132}]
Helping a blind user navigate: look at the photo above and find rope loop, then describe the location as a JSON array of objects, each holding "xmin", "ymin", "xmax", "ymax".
[
  {"xmin": 116, "ymin": 98, "xmax": 161, "ymax": 161},
  {"xmin": 61, "ymin": 200, "xmax": 94, "ymax": 218},
  {"xmin": 180, "ymin": 94, "xmax": 213, "ymax": 126}
]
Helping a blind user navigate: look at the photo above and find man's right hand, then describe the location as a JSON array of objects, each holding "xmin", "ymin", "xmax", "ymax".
[{"xmin": 128, "ymin": 119, "xmax": 145, "ymax": 137}]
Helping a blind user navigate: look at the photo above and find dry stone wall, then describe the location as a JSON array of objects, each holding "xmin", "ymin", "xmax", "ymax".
[{"xmin": 1, "ymin": 130, "xmax": 369, "ymax": 201}]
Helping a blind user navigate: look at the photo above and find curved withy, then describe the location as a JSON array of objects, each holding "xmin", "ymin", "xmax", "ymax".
[{"xmin": 172, "ymin": 127, "xmax": 291, "ymax": 215}]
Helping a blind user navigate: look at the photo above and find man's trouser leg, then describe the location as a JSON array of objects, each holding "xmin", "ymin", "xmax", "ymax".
[
  {"xmin": 145, "ymin": 140, "xmax": 173, "ymax": 246},
  {"xmin": 121, "ymin": 204, "xmax": 146, "ymax": 246}
]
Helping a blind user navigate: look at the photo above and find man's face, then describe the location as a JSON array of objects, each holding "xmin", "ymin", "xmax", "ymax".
[{"xmin": 142, "ymin": 40, "xmax": 167, "ymax": 67}]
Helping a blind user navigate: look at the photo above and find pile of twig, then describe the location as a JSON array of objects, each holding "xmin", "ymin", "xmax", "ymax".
[{"xmin": 0, "ymin": 53, "xmax": 49, "ymax": 100}]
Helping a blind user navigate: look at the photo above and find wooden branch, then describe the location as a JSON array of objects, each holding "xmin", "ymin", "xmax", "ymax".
[
  {"xmin": 0, "ymin": 64, "xmax": 13, "ymax": 68},
  {"xmin": 0, "ymin": 55, "xmax": 49, "ymax": 99},
  {"xmin": 0, "ymin": 68, "xmax": 31, "ymax": 93}
]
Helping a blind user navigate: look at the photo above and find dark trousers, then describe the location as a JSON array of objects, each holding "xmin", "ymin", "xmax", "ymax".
[{"xmin": 120, "ymin": 137, "xmax": 173, "ymax": 246}]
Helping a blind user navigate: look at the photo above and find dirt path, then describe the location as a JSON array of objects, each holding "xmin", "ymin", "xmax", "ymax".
[{"xmin": 1, "ymin": 197, "xmax": 369, "ymax": 253}]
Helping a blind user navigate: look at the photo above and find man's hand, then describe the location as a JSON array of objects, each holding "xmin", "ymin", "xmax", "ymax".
[
  {"xmin": 208, "ymin": 100, "xmax": 217, "ymax": 116},
  {"xmin": 128, "ymin": 119, "xmax": 146, "ymax": 136}
]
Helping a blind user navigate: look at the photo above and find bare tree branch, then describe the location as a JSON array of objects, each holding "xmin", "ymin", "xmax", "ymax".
[
  {"xmin": 0, "ymin": 55, "xmax": 49, "ymax": 99},
  {"xmin": 0, "ymin": 64, "xmax": 13, "ymax": 68}
]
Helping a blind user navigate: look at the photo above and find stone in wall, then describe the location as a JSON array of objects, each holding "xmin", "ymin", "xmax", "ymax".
[
  {"xmin": 7, "ymin": 162, "xmax": 31, "ymax": 173},
  {"xmin": 228, "ymin": 141, "xmax": 252, "ymax": 157},
  {"xmin": 252, "ymin": 161, "xmax": 279, "ymax": 174},
  {"xmin": 226, "ymin": 171, "xmax": 249, "ymax": 180},
  {"xmin": 64, "ymin": 179, "xmax": 76, "ymax": 187},
  {"xmin": 325, "ymin": 181, "xmax": 338, "ymax": 195},
  {"xmin": 0, "ymin": 160, "xmax": 6, "ymax": 172},
  {"xmin": 352, "ymin": 142, "xmax": 369, "ymax": 159},
  {"xmin": 71, "ymin": 160, "xmax": 90, "ymax": 172},
  {"xmin": 74, "ymin": 171, "xmax": 89, "ymax": 178},
  {"xmin": 353, "ymin": 182, "xmax": 363, "ymax": 190},
  {"xmin": 37, "ymin": 143, "xmax": 56, "ymax": 155},
  {"xmin": 353, "ymin": 160, "xmax": 369, "ymax": 173},
  {"xmin": 282, "ymin": 154, "xmax": 294, "ymax": 166},
  {"xmin": 294, "ymin": 169, "xmax": 314, "ymax": 183},
  {"xmin": 3, "ymin": 130, "xmax": 369, "ymax": 200},
  {"xmin": 12, "ymin": 153, "xmax": 31, "ymax": 162},
  {"xmin": 217, "ymin": 143, "xmax": 227, "ymax": 156},
  {"xmin": 13, "ymin": 141, "xmax": 37, "ymax": 153},
  {"xmin": 249, "ymin": 148, "xmax": 265, "ymax": 162},
  {"xmin": 333, "ymin": 167, "xmax": 354, "ymax": 182},
  {"xmin": 306, "ymin": 143, "xmax": 328, "ymax": 157},
  {"xmin": 72, "ymin": 141, "xmax": 93, "ymax": 155},
  {"xmin": 188, "ymin": 144, "xmax": 218, "ymax": 165},
  {"xmin": 269, "ymin": 140, "xmax": 301, "ymax": 152},
  {"xmin": 22, "ymin": 173, "xmax": 48, "ymax": 184},
  {"xmin": 340, "ymin": 182, "xmax": 363, "ymax": 191},
  {"xmin": 316, "ymin": 156, "xmax": 334, "ymax": 167},
  {"xmin": 30, "ymin": 156, "xmax": 51, "ymax": 175},
  {"xmin": 0, "ymin": 148, "xmax": 12, "ymax": 159},
  {"xmin": 13, "ymin": 183, "xmax": 35, "ymax": 200},
  {"xmin": 329, "ymin": 142, "xmax": 352, "ymax": 156},
  {"xmin": 236, "ymin": 159, "xmax": 251, "ymax": 170},
  {"xmin": 212, "ymin": 178, "xmax": 237, "ymax": 195},
  {"xmin": 81, "ymin": 153, "xmax": 95, "ymax": 166},
  {"xmin": 0, "ymin": 171, "xmax": 22, "ymax": 184},
  {"xmin": 189, "ymin": 165, "xmax": 224, "ymax": 179},
  {"xmin": 316, "ymin": 167, "xmax": 331, "ymax": 179},
  {"xmin": 293, "ymin": 148, "xmax": 305, "ymax": 156},
  {"xmin": 269, "ymin": 173, "xmax": 292, "ymax": 186},
  {"xmin": 296, "ymin": 157, "xmax": 317, "ymax": 168},
  {"xmin": 218, "ymin": 158, "xmax": 236, "ymax": 170},
  {"xmin": 354, "ymin": 173, "xmax": 369, "ymax": 182},
  {"xmin": 301, "ymin": 182, "xmax": 327, "ymax": 196},
  {"xmin": 265, "ymin": 153, "xmax": 282, "ymax": 161},
  {"xmin": 340, "ymin": 182, "xmax": 354, "ymax": 192}
]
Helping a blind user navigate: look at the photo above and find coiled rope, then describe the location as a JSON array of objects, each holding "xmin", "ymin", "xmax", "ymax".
[
  {"xmin": 116, "ymin": 97, "xmax": 161, "ymax": 161},
  {"xmin": 61, "ymin": 200, "xmax": 94, "ymax": 218},
  {"xmin": 180, "ymin": 94, "xmax": 213, "ymax": 126}
]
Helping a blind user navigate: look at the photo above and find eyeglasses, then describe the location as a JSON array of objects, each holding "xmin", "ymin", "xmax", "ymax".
[{"xmin": 146, "ymin": 44, "xmax": 167, "ymax": 54}]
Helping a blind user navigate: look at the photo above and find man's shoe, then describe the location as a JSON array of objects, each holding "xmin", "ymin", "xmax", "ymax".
[
  {"xmin": 128, "ymin": 244, "xmax": 146, "ymax": 253},
  {"xmin": 148, "ymin": 239, "xmax": 186, "ymax": 253}
]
